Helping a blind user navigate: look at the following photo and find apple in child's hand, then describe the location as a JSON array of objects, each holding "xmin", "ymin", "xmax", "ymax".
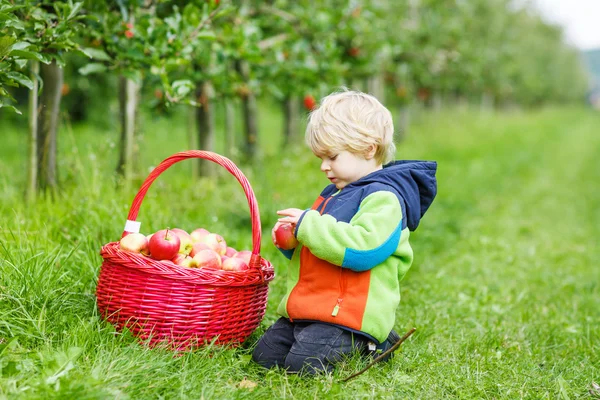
[
  {"xmin": 190, "ymin": 242, "xmax": 211, "ymax": 257},
  {"xmin": 225, "ymin": 246, "xmax": 237, "ymax": 257},
  {"xmin": 190, "ymin": 228, "xmax": 210, "ymax": 243},
  {"xmin": 192, "ymin": 249, "xmax": 222, "ymax": 269},
  {"xmin": 119, "ymin": 233, "xmax": 149, "ymax": 254},
  {"xmin": 149, "ymin": 229, "xmax": 181, "ymax": 261},
  {"xmin": 274, "ymin": 223, "xmax": 299, "ymax": 250},
  {"xmin": 171, "ymin": 228, "xmax": 193, "ymax": 255},
  {"xmin": 222, "ymin": 257, "xmax": 248, "ymax": 272},
  {"xmin": 203, "ymin": 233, "xmax": 227, "ymax": 256},
  {"xmin": 233, "ymin": 250, "xmax": 252, "ymax": 265}
]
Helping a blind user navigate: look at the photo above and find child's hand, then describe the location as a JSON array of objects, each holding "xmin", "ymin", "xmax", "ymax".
[{"xmin": 277, "ymin": 208, "xmax": 304, "ymax": 225}]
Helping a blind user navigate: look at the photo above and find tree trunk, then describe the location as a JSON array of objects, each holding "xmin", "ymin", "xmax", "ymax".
[
  {"xmin": 235, "ymin": 60, "xmax": 258, "ymax": 160},
  {"xmin": 396, "ymin": 104, "xmax": 411, "ymax": 141},
  {"xmin": 116, "ymin": 76, "xmax": 140, "ymax": 181},
  {"xmin": 187, "ymin": 105, "xmax": 198, "ymax": 179},
  {"xmin": 283, "ymin": 95, "xmax": 299, "ymax": 146},
  {"xmin": 26, "ymin": 60, "xmax": 39, "ymax": 202},
  {"xmin": 36, "ymin": 60, "xmax": 63, "ymax": 191},
  {"xmin": 195, "ymin": 80, "xmax": 216, "ymax": 176},
  {"xmin": 367, "ymin": 74, "xmax": 385, "ymax": 101},
  {"xmin": 224, "ymin": 99, "xmax": 235, "ymax": 157},
  {"xmin": 480, "ymin": 92, "xmax": 495, "ymax": 112}
]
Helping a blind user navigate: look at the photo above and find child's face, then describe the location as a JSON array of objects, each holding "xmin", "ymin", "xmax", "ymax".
[{"xmin": 317, "ymin": 150, "xmax": 380, "ymax": 190}]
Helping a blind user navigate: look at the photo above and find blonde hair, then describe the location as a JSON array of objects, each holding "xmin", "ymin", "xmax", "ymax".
[{"xmin": 305, "ymin": 89, "xmax": 396, "ymax": 164}]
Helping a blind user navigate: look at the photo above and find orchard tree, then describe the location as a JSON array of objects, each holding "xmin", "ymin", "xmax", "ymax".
[
  {"xmin": 1, "ymin": 0, "xmax": 87, "ymax": 200},
  {"xmin": 79, "ymin": 0, "xmax": 224, "ymax": 180}
]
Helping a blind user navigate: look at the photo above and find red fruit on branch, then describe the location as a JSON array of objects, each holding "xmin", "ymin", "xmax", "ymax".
[
  {"xmin": 303, "ymin": 95, "xmax": 316, "ymax": 111},
  {"xmin": 124, "ymin": 30, "xmax": 134, "ymax": 39},
  {"xmin": 347, "ymin": 47, "xmax": 360, "ymax": 57}
]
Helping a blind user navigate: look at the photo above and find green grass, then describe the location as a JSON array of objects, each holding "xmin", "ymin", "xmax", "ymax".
[{"xmin": 1, "ymin": 105, "xmax": 599, "ymax": 399}]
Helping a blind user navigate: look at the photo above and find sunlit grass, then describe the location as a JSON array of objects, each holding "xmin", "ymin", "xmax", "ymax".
[{"xmin": 1, "ymin": 105, "xmax": 599, "ymax": 398}]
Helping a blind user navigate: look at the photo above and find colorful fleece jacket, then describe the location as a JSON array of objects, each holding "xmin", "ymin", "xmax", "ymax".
[{"xmin": 276, "ymin": 160, "xmax": 438, "ymax": 343}]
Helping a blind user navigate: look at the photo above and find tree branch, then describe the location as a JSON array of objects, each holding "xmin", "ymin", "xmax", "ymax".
[{"xmin": 341, "ymin": 327, "xmax": 416, "ymax": 383}]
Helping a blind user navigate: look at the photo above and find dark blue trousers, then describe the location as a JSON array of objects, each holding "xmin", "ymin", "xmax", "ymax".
[{"xmin": 252, "ymin": 317, "xmax": 371, "ymax": 374}]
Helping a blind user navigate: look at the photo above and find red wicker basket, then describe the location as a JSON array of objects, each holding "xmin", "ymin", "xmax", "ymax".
[{"xmin": 96, "ymin": 150, "xmax": 275, "ymax": 350}]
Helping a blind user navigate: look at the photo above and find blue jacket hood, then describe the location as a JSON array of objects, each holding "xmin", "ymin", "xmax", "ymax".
[{"xmin": 348, "ymin": 160, "xmax": 437, "ymax": 231}]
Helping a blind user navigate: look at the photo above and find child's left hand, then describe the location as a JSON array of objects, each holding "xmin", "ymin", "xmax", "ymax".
[{"xmin": 277, "ymin": 208, "xmax": 304, "ymax": 225}]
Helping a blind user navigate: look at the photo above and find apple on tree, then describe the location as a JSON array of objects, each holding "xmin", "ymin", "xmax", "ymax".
[
  {"xmin": 119, "ymin": 233, "xmax": 149, "ymax": 254},
  {"xmin": 274, "ymin": 223, "xmax": 299, "ymax": 250},
  {"xmin": 149, "ymin": 229, "xmax": 181, "ymax": 261}
]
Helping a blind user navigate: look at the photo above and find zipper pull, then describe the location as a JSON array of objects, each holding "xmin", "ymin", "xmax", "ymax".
[{"xmin": 331, "ymin": 299, "xmax": 342, "ymax": 316}]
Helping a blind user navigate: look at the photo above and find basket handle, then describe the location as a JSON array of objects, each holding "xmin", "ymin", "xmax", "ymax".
[{"xmin": 122, "ymin": 150, "xmax": 263, "ymax": 267}]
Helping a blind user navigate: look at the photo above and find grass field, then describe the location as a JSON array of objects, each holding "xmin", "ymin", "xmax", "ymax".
[{"xmin": 1, "ymin": 105, "xmax": 599, "ymax": 399}]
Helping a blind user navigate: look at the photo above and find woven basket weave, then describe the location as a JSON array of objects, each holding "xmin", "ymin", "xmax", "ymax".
[{"xmin": 96, "ymin": 150, "xmax": 275, "ymax": 350}]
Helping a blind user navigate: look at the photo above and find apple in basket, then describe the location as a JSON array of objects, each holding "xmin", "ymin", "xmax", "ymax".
[
  {"xmin": 189, "ymin": 242, "xmax": 211, "ymax": 257},
  {"xmin": 119, "ymin": 233, "xmax": 149, "ymax": 254},
  {"xmin": 222, "ymin": 257, "xmax": 249, "ymax": 272},
  {"xmin": 173, "ymin": 254, "xmax": 198, "ymax": 268},
  {"xmin": 275, "ymin": 223, "xmax": 299, "ymax": 250},
  {"xmin": 190, "ymin": 228, "xmax": 210, "ymax": 243},
  {"xmin": 149, "ymin": 229, "xmax": 181, "ymax": 261},
  {"xmin": 202, "ymin": 233, "xmax": 227, "ymax": 256},
  {"xmin": 171, "ymin": 228, "xmax": 193, "ymax": 255},
  {"xmin": 233, "ymin": 250, "xmax": 252, "ymax": 265},
  {"xmin": 225, "ymin": 246, "xmax": 237, "ymax": 257},
  {"xmin": 192, "ymin": 249, "xmax": 222, "ymax": 269}
]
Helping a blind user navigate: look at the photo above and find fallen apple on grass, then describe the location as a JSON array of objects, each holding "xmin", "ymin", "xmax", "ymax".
[{"xmin": 149, "ymin": 229, "xmax": 181, "ymax": 261}]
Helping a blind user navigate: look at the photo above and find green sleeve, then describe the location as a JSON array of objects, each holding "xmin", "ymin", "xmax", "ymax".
[{"xmin": 296, "ymin": 191, "xmax": 403, "ymax": 271}]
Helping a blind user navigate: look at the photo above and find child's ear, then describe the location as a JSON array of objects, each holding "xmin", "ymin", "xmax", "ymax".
[{"xmin": 365, "ymin": 144, "xmax": 377, "ymax": 160}]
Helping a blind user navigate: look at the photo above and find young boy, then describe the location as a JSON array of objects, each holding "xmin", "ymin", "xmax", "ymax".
[{"xmin": 252, "ymin": 90, "xmax": 437, "ymax": 374}]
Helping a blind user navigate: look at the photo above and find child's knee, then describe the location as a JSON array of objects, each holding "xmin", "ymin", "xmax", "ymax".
[{"xmin": 284, "ymin": 352, "xmax": 332, "ymax": 375}]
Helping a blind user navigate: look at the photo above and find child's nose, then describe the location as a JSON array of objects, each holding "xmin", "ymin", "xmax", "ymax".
[{"xmin": 320, "ymin": 160, "xmax": 330, "ymax": 171}]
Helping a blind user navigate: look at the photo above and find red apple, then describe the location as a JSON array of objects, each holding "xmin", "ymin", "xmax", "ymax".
[
  {"xmin": 222, "ymin": 257, "xmax": 249, "ymax": 272},
  {"xmin": 174, "ymin": 255, "xmax": 198, "ymax": 268},
  {"xmin": 190, "ymin": 228, "xmax": 210, "ymax": 243},
  {"xmin": 192, "ymin": 249, "xmax": 222, "ymax": 269},
  {"xmin": 203, "ymin": 233, "xmax": 227, "ymax": 256},
  {"xmin": 119, "ymin": 233, "xmax": 149, "ymax": 254},
  {"xmin": 303, "ymin": 94, "xmax": 316, "ymax": 111},
  {"xmin": 233, "ymin": 250, "xmax": 252, "ymax": 265},
  {"xmin": 225, "ymin": 246, "xmax": 237, "ymax": 257},
  {"xmin": 171, "ymin": 228, "xmax": 193, "ymax": 255},
  {"xmin": 189, "ymin": 242, "xmax": 211, "ymax": 257},
  {"xmin": 274, "ymin": 223, "xmax": 299, "ymax": 250},
  {"xmin": 149, "ymin": 229, "xmax": 181, "ymax": 261},
  {"xmin": 171, "ymin": 253, "xmax": 188, "ymax": 265}
]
